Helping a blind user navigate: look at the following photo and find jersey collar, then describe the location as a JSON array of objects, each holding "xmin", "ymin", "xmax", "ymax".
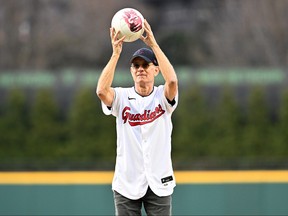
[{"xmin": 133, "ymin": 86, "xmax": 155, "ymax": 98}]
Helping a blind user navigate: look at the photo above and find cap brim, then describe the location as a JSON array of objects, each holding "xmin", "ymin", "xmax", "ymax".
[{"xmin": 130, "ymin": 55, "xmax": 152, "ymax": 64}]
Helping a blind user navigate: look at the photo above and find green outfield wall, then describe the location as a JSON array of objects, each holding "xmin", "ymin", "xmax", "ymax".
[
  {"xmin": 0, "ymin": 68, "xmax": 286, "ymax": 88},
  {"xmin": 1, "ymin": 171, "xmax": 288, "ymax": 215}
]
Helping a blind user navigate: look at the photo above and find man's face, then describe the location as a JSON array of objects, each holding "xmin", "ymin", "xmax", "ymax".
[{"xmin": 130, "ymin": 57, "xmax": 159, "ymax": 85}]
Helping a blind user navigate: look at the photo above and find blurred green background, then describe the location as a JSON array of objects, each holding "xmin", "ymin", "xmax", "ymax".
[{"xmin": 1, "ymin": 0, "xmax": 288, "ymax": 171}]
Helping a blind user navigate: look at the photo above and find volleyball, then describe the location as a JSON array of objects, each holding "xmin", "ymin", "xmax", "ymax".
[{"xmin": 111, "ymin": 8, "xmax": 145, "ymax": 42}]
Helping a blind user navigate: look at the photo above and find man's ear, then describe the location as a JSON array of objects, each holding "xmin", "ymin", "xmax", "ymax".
[
  {"xmin": 130, "ymin": 66, "xmax": 135, "ymax": 77},
  {"xmin": 154, "ymin": 66, "xmax": 160, "ymax": 77}
]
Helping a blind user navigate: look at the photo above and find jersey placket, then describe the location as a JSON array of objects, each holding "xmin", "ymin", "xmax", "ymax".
[{"xmin": 141, "ymin": 124, "xmax": 152, "ymax": 176}]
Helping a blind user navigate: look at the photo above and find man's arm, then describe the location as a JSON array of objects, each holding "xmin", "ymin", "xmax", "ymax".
[
  {"xmin": 96, "ymin": 54, "xmax": 118, "ymax": 107},
  {"xmin": 141, "ymin": 20, "xmax": 178, "ymax": 101},
  {"xmin": 96, "ymin": 28, "xmax": 125, "ymax": 107},
  {"xmin": 152, "ymin": 45, "xmax": 178, "ymax": 102}
]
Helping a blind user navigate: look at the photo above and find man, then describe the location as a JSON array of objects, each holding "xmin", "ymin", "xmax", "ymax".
[{"xmin": 96, "ymin": 19, "xmax": 178, "ymax": 216}]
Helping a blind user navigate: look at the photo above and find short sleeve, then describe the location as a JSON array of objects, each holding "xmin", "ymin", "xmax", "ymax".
[
  {"xmin": 101, "ymin": 101, "xmax": 112, "ymax": 115},
  {"xmin": 162, "ymin": 86, "xmax": 178, "ymax": 113},
  {"xmin": 100, "ymin": 88, "xmax": 121, "ymax": 117}
]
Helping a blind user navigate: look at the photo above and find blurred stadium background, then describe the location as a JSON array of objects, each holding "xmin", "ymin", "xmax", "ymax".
[{"xmin": 1, "ymin": 0, "xmax": 288, "ymax": 215}]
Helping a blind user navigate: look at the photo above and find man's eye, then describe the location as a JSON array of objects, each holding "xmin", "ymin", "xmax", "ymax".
[{"xmin": 132, "ymin": 63, "xmax": 150, "ymax": 69}]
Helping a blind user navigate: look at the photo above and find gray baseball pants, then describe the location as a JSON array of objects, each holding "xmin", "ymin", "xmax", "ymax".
[{"xmin": 113, "ymin": 186, "xmax": 172, "ymax": 216}]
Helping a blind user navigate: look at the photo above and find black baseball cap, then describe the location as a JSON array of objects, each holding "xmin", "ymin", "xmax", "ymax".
[{"xmin": 130, "ymin": 48, "xmax": 158, "ymax": 66}]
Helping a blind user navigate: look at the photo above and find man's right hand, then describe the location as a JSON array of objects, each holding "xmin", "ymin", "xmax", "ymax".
[{"xmin": 110, "ymin": 28, "xmax": 125, "ymax": 56}]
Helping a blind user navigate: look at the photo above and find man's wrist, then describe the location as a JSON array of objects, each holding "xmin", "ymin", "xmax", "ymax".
[
  {"xmin": 150, "ymin": 43, "xmax": 159, "ymax": 49},
  {"xmin": 111, "ymin": 53, "xmax": 121, "ymax": 59}
]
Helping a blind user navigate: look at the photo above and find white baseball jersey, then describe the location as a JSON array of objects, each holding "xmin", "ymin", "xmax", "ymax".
[{"xmin": 101, "ymin": 85, "xmax": 178, "ymax": 200}]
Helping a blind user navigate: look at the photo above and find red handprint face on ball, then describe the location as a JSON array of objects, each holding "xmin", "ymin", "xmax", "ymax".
[{"xmin": 123, "ymin": 10, "xmax": 143, "ymax": 32}]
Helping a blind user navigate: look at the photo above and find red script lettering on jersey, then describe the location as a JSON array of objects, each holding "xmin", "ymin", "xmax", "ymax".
[{"xmin": 122, "ymin": 104, "xmax": 165, "ymax": 126}]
